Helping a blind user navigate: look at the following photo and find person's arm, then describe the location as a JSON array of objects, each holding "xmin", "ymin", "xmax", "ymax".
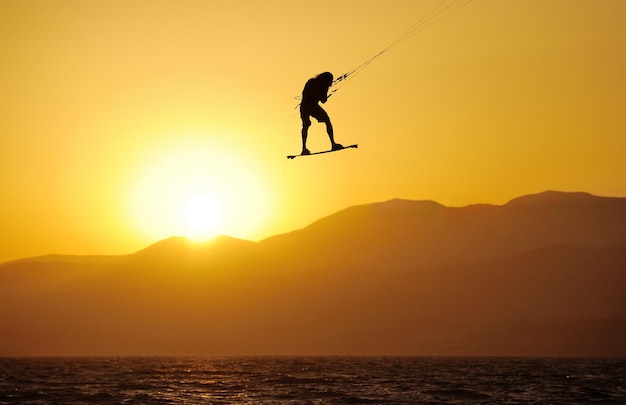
[{"xmin": 320, "ymin": 86, "xmax": 329, "ymax": 103}]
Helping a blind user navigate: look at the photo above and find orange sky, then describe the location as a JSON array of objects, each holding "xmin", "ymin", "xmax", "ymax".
[{"xmin": 1, "ymin": 0, "xmax": 625, "ymax": 262}]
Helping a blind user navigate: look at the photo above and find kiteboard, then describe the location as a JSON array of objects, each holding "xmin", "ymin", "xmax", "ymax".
[{"xmin": 287, "ymin": 144, "xmax": 358, "ymax": 159}]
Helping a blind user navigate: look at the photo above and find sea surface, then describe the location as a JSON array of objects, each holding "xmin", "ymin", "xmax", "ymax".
[{"xmin": 0, "ymin": 357, "xmax": 624, "ymax": 404}]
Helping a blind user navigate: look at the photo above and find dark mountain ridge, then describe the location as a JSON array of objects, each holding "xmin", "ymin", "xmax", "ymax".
[
  {"xmin": 258, "ymin": 190, "xmax": 626, "ymax": 269},
  {"xmin": 4, "ymin": 190, "xmax": 625, "ymax": 269},
  {"xmin": 1, "ymin": 190, "xmax": 625, "ymax": 356}
]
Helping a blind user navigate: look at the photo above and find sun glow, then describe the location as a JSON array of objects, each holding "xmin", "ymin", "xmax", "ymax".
[{"xmin": 128, "ymin": 135, "xmax": 270, "ymax": 242}]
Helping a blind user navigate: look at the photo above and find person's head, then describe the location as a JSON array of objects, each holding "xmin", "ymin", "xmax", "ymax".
[{"xmin": 317, "ymin": 72, "xmax": 334, "ymax": 86}]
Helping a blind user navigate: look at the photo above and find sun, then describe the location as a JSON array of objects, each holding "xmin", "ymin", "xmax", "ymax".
[
  {"xmin": 128, "ymin": 134, "xmax": 271, "ymax": 243},
  {"xmin": 183, "ymin": 194, "xmax": 221, "ymax": 238}
]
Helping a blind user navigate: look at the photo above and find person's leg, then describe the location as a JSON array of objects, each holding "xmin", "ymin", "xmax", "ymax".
[
  {"xmin": 301, "ymin": 117, "xmax": 311, "ymax": 153},
  {"xmin": 324, "ymin": 118, "xmax": 335, "ymax": 145},
  {"xmin": 322, "ymin": 116, "xmax": 344, "ymax": 150},
  {"xmin": 313, "ymin": 105, "xmax": 341, "ymax": 149}
]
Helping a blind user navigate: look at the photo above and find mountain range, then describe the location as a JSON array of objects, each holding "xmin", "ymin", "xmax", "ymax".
[{"xmin": 1, "ymin": 190, "xmax": 625, "ymax": 356}]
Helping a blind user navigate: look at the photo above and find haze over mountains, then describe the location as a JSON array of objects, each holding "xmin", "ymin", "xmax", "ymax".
[{"xmin": 1, "ymin": 191, "xmax": 625, "ymax": 356}]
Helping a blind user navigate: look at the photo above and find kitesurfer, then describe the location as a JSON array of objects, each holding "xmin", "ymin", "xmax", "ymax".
[{"xmin": 300, "ymin": 72, "xmax": 343, "ymax": 155}]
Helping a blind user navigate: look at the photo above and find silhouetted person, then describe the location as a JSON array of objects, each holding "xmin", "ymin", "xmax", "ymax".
[{"xmin": 300, "ymin": 72, "xmax": 343, "ymax": 155}]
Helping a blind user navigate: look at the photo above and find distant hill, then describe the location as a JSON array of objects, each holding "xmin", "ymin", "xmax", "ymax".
[
  {"xmin": 258, "ymin": 190, "xmax": 626, "ymax": 269},
  {"xmin": 1, "ymin": 191, "xmax": 625, "ymax": 356}
]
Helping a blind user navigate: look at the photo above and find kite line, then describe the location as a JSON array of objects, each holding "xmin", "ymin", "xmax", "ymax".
[{"xmin": 309, "ymin": 0, "xmax": 474, "ymax": 104}]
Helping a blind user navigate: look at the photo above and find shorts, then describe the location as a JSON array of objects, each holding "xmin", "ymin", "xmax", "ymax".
[{"xmin": 300, "ymin": 103, "xmax": 329, "ymax": 123}]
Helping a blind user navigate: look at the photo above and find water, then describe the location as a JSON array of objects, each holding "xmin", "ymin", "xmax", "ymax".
[{"xmin": 1, "ymin": 357, "xmax": 625, "ymax": 404}]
